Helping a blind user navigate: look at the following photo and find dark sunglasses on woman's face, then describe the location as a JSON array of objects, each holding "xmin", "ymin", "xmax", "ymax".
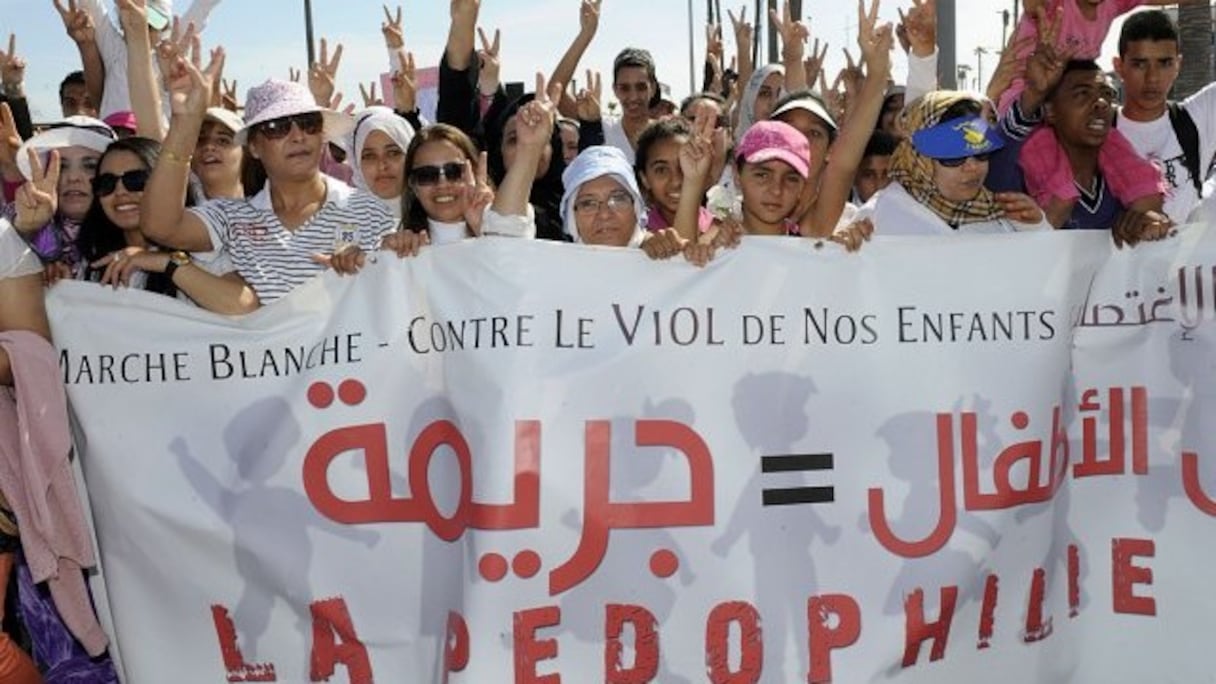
[
  {"xmin": 254, "ymin": 112, "xmax": 324, "ymax": 140},
  {"xmin": 92, "ymin": 169, "xmax": 150, "ymax": 196},
  {"xmin": 936, "ymin": 152, "xmax": 993, "ymax": 168},
  {"xmin": 409, "ymin": 161, "xmax": 466, "ymax": 187}
]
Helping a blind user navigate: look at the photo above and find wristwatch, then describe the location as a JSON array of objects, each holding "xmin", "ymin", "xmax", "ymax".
[{"xmin": 163, "ymin": 251, "xmax": 191, "ymax": 281}]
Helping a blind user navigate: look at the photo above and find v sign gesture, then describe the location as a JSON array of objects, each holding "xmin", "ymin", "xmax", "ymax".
[{"xmin": 14, "ymin": 149, "xmax": 60, "ymax": 233}]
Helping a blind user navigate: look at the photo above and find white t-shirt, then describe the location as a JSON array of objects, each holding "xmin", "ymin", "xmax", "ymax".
[
  {"xmin": 79, "ymin": 0, "xmax": 221, "ymax": 118},
  {"xmin": 189, "ymin": 175, "xmax": 397, "ymax": 303},
  {"xmin": 857, "ymin": 183, "xmax": 1050, "ymax": 235},
  {"xmin": 600, "ymin": 115, "xmax": 635, "ymax": 165},
  {"xmin": 1117, "ymin": 81, "xmax": 1216, "ymax": 223},
  {"xmin": 427, "ymin": 205, "xmax": 537, "ymax": 245},
  {"xmin": 0, "ymin": 220, "xmax": 41, "ymax": 280}
]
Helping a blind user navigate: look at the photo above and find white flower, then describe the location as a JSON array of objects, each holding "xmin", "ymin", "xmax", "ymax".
[{"xmin": 706, "ymin": 183, "xmax": 742, "ymax": 222}]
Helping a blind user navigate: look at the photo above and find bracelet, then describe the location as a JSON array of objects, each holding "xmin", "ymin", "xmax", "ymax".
[{"xmin": 162, "ymin": 149, "xmax": 193, "ymax": 165}]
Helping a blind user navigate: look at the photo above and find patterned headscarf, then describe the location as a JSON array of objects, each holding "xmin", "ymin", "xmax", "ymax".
[{"xmin": 889, "ymin": 91, "xmax": 1004, "ymax": 227}]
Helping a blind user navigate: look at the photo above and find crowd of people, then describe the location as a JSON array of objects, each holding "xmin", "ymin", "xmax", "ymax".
[{"xmin": 0, "ymin": 0, "xmax": 1213, "ymax": 677}]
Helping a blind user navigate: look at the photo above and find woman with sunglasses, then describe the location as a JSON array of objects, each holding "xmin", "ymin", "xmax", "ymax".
[
  {"xmin": 396, "ymin": 77, "xmax": 557, "ymax": 246},
  {"xmin": 856, "ymin": 92, "xmax": 1049, "ymax": 235},
  {"xmin": 141, "ymin": 52, "xmax": 398, "ymax": 308}
]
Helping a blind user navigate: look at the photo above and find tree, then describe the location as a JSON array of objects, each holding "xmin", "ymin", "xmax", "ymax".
[{"xmin": 1175, "ymin": 1, "xmax": 1214, "ymax": 99}]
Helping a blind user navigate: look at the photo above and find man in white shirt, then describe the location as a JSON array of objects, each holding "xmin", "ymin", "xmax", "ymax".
[{"xmin": 1113, "ymin": 10, "xmax": 1216, "ymax": 222}]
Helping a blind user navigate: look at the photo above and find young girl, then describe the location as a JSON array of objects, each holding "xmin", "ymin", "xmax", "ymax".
[
  {"xmin": 351, "ymin": 106, "xmax": 415, "ymax": 220},
  {"xmin": 633, "ymin": 118, "xmax": 716, "ymax": 234},
  {"xmin": 1004, "ymin": 0, "xmax": 1172, "ymax": 222},
  {"xmin": 733, "ymin": 120, "xmax": 812, "ymax": 236}
]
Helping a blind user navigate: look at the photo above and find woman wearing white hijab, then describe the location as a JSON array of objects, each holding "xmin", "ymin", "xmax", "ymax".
[{"xmin": 349, "ymin": 106, "xmax": 415, "ymax": 220}]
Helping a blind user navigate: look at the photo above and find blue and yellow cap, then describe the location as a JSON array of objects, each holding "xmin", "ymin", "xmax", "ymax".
[{"xmin": 910, "ymin": 115, "xmax": 1004, "ymax": 161}]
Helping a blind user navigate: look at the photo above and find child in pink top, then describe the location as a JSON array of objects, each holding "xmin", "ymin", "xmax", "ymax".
[{"xmin": 1002, "ymin": 0, "xmax": 1170, "ymax": 216}]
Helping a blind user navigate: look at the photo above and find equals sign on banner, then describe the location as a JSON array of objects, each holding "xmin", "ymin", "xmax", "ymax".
[{"xmin": 760, "ymin": 453, "xmax": 834, "ymax": 506}]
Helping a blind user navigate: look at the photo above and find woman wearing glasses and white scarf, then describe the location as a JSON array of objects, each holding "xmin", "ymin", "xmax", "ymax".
[{"xmin": 140, "ymin": 50, "xmax": 396, "ymax": 310}]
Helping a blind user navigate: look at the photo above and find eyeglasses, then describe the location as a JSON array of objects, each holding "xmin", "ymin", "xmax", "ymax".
[
  {"xmin": 92, "ymin": 169, "xmax": 149, "ymax": 196},
  {"xmin": 936, "ymin": 152, "xmax": 993, "ymax": 167},
  {"xmin": 573, "ymin": 190, "xmax": 634, "ymax": 215},
  {"xmin": 253, "ymin": 112, "xmax": 324, "ymax": 140},
  {"xmin": 409, "ymin": 162, "xmax": 466, "ymax": 187}
]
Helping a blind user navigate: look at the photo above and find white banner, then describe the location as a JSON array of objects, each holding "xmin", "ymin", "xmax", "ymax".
[{"xmin": 46, "ymin": 229, "xmax": 1216, "ymax": 683}]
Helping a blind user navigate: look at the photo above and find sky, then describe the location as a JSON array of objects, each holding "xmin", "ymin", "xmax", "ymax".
[{"xmin": 3, "ymin": 0, "xmax": 1153, "ymax": 122}]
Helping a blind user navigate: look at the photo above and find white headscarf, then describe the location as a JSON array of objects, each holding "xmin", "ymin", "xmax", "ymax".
[
  {"xmin": 734, "ymin": 64, "xmax": 784, "ymax": 143},
  {"xmin": 349, "ymin": 106, "xmax": 415, "ymax": 219},
  {"xmin": 559, "ymin": 146, "xmax": 645, "ymax": 246}
]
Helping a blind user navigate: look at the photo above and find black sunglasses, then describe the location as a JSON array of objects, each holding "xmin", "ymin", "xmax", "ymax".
[
  {"xmin": 409, "ymin": 161, "xmax": 466, "ymax": 187},
  {"xmin": 92, "ymin": 169, "xmax": 150, "ymax": 196},
  {"xmin": 254, "ymin": 112, "xmax": 324, "ymax": 140},
  {"xmin": 937, "ymin": 152, "xmax": 993, "ymax": 168}
]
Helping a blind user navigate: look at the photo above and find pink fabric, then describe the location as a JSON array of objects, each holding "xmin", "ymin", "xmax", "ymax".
[
  {"xmin": 0, "ymin": 331, "xmax": 107, "ymax": 657},
  {"xmin": 998, "ymin": 0, "xmax": 1145, "ymax": 114},
  {"xmin": 2, "ymin": 179, "xmax": 19, "ymax": 204},
  {"xmin": 321, "ymin": 145, "xmax": 354, "ymax": 186},
  {"xmin": 645, "ymin": 205, "xmax": 715, "ymax": 233},
  {"xmin": 1019, "ymin": 125, "xmax": 1165, "ymax": 206}
]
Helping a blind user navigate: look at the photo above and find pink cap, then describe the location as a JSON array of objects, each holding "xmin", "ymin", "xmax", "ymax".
[
  {"xmin": 735, "ymin": 120, "xmax": 811, "ymax": 178},
  {"xmin": 103, "ymin": 110, "xmax": 138, "ymax": 132}
]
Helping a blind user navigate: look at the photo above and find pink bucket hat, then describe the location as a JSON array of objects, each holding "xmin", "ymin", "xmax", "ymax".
[
  {"xmin": 735, "ymin": 120, "xmax": 812, "ymax": 178},
  {"xmin": 235, "ymin": 79, "xmax": 353, "ymax": 145}
]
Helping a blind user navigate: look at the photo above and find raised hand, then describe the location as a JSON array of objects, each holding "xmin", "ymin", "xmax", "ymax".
[
  {"xmin": 898, "ymin": 0, "xmax": 937, "ymax": 57},
  {"xmin": 219, "ymin": 77, "xmax": 239, "ymax": 111},
  {"xmin": 154, "ymin": 16, "xmax": 199, "ymax": 88},
  {"xmin": 679, "ymin": 107, "xmax": 717, "ymax": 184},
  {"xmin": 450, "ymin": 0, "xmax": 481, "ymax": 24},
  {"xmin": 803, "ymin": 38, "xmax": 829, "ymax": 90},
  {"xmin": 390, "ymin": 49, "xmax": 418, "ymax": 112},
  {"xmin": 574, "ymin": 69, "xmax": 602, "ymax": 122},
  {"xmin": 857, "ymin": 0, "xmax": 894, "ymax": 81},
  {"xmin": 288, "ymin": 67, "xmax": 301, "ymax": 82},
  {"xmin": 1023, "ymin": 4, "xmax": 1073, "ymax": 107},
  {"xmin": 114, "ymin": 0, "xmax": 148, "ymax": 37},
  {"xmin": 514, "ymin": 73, "xmax": 558, "ymax": 150},
  {"xmin": 706, "ymin": 23, "xmax": 724, "ymax": 62},
  {"xmin": 476, "ymin": 27, "xmax": 501, "ymax": 96},
  {"xmin": 162, "ymin": 43, "xmax": 224, "ymax": 118},
  {"xmin": 0, "ymin": 103, "xmax": 21, "ymax": 178},
  {"xmin": 53, "ymin": 0, "xmax": 96, "ymax": 46},
  {"xmin": 359, "ymin": 81, "xmax": 384, "ymax": 108},
  {"xmin": 309, "ymin": 37, "xmax": 343, "ymax": 107},
  {"xmin": 987, "ymin": 34, "xmax": 1033, "ymax": 105},
  {"xmin": 770, "ymin": 0, "xmax": 810, "ymax": 59},
  {"xmin": 727, "ymin": 5, "xmax": 753, "ymax": 46},
  {"xmin": 464, "ymin": 151, "xmax": 494, "ymax": 233},
  {"xmin": 381, "ymin": 4, "xmax": 404, "ymax": 50},
  {"xmin": 14, "ymin": 148, "xmax": 60, "ymax": 232},
  {"xmin": 0, "ymin": 34, "xmax": 26, "ymax": 93},
  {"xmin": 579, "ymin": 0, "xmax": 602, "ymax": 38}
]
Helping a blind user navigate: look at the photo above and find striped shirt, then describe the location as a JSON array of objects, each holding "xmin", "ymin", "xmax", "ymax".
[{"xmin": 190, "ymin": 175, "xmax": 397, "ymax": 303}]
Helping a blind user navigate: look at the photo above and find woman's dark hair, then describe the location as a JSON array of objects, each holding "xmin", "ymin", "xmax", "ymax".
[
  {"xmin": 483, "ymin": 93, "xmax": 569, "ymax": 242},
  {"xmin": 399, "ymin": 123, "xmax": 480, "ymax": 233},
  {"xmin": 79, "ymin": 136, "xmax": 195, "ymax": 296},
  {"xmin": 679, "ymin": 92, "xmax": 726, "ymax": 118},
  {"xmin": 634, "ymin": 118, "xmax": 691, "ymax": 175}
]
